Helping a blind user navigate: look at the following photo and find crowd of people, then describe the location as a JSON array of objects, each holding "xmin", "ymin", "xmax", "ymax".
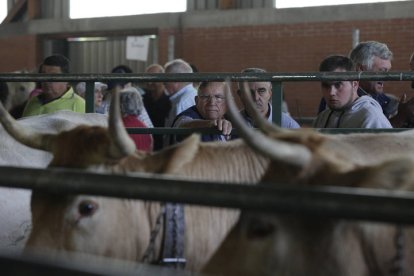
[{"xmin": 15, "ymin": 40, "xmax": 414, "ymax": 152}]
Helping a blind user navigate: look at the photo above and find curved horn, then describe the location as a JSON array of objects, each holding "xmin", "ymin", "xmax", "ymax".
[
  {"xmin": 0, "ymin": 98, "xmax": 53, "ymax": 151},
  {"xmin": 108, "ymin": 88, "xmax": 136, "ymax": 158},
  {"xmin": 239, "ymin": 81, "xmax": 288, "ymax": 135},
  {"xmin": 226, "ymin": 81, "xmax": 311, "ymax": 168}
]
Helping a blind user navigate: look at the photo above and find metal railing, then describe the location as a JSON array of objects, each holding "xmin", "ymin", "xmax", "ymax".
[
  {"xmin": 2, "ymin": 71, "xmax": 414, "ymax": 127},
  {"xmin": 1, "ymin": 166, "xmax": 414, "ymax": 224}
]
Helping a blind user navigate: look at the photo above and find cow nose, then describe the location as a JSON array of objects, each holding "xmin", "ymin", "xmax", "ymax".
[{"xmin": 78, "ymin": 200, "xmax": 98, "ymax": 217}]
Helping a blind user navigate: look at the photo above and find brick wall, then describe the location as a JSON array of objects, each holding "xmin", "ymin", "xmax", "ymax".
[
  {"xmin": 159, "ymin": 18, "xmax": 414, "ymax": 118},
  {"xmin": 0, "ymin": 35, "xmax": 40, "ymax": 73}
]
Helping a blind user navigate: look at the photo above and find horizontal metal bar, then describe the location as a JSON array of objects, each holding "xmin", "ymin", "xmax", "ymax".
[
  {"xmin": 1, "ymin": 72, "xmax": 413, "ymax": 82},
  {"xmin": 0, "ymin": 251, "xmax": 197, "ymax": 276},
  {"xmin": 125, "ymin": 127, "xmax": 410, "ymax": 135},
  {"xmin": 126, "ymin": 127, "xmax": 225, "ymax": 135},
  {"xmin": 1, "ymin": 166, "xmax": 414, "ymax": 224},
  {"xmin": 318, "ymin": 128, "xmax": 412, "ymax": 134}
]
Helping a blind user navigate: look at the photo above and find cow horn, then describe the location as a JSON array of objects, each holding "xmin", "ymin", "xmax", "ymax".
[
  {"xmin": 108, "ymin": 88, "xmax": 136, "ymax": 158},
  {"xmin": 226, "ymin": 81, "xmax": 311, "ymax": 168},
  {"xmin": 239, "ymin": 81, "xmax": 288, "ymax": 135},
  {"xmin": 0, "ymin": 99, "xmax": 53, "ymax": 151}
]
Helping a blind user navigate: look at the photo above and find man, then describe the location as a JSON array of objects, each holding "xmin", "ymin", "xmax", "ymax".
[
  {"xmin": 163, "ymin": 59, "xmax": 197, "ymax": 128},
  {"xmin": 171, "ymin": 81, "xmax": 232, "ymax": 144},
  {"xmin": 142, "ymin": 64, "xmax": 171, "ymax": 150},
  {"xmin": 22, "ymin": 55, "xmax": 85, "ymax": 117},
  {"xmin": 239, "ymin": 67, "xmax": 300, "ymax": 129},
  {"xmin": 350, "ymin": 41, "xmax": 414, "ymax": 127},
  {"xmin": 313, "ymin": 55, "xmax": 391, "ymax": 128},
  {"xmin": 163, "ymin": 59, "xmax": 197, "ymax": 147}
]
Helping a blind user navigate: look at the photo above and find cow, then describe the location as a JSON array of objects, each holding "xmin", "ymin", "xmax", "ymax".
[
  {"xmin": 0, "ymin": 71, "xmax": 36, "ymax": 118},
  {"xmin": 2, "ymin": 83, "xmax": 414, "ymax": 272},
  {"xmin": 0, "ymin": 111, "xmax": 108, "ymax": 253},
  {"xmin": 0, "ymin": 88, "xmax": 270, "ymax": 271},
  {"xmin": 203, "ymin": 84, "xmax": 414, "ymax": 276}
]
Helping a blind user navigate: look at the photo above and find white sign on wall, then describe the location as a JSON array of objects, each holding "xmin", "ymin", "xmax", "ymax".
[{"xmin": 126, "ymin": 36, "xmax": 150, "ymax": 61}]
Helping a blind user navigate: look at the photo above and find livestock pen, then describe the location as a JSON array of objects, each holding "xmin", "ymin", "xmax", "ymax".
[{"xmin": 1, "ymin": 71, "xmax": 414, "ymax": 275}]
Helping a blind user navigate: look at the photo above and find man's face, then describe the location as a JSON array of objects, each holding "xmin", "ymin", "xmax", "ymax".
[
  {"xmin": 359, "ymin": 56, "xmax": 392, "ymax": 94},
  {"xmin": 94, "ymin": 88, "xmax": 103, "ymax": 107},
  {"xmin": 164, "ymin": 82, "xmax": 179, "ymax": 96},
  {"xmin": 144, "ymin": 66, "xmax": 165, "ymax": 94},
  {"xmin": 240, "ymin": 82, "xmax": 272, "ymax": 117},
  {"xmin": 322, "ymin": 68, "xmax": 359, "ymax": 111},
  {"xmin": 41, "ymin": 65, "xmax": 68, "ymax": 97},
  {"xmin": 195, "ymin": 82, "xmax": 226, "ymax": 120}
]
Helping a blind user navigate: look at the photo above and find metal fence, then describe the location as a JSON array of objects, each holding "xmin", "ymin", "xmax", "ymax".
[
  {"xmin": 2, "ymin": 71, "xmax": 414, "ymax": 127},
  {"xmin": 2, "ymin": 71, "xmax": 414, "ymax": 273}
]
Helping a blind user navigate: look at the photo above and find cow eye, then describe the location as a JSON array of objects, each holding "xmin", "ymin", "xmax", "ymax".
[
  {"xmin": 78, "ymin": 200, "xmax": 98, "ymax": 217},
  {"xmin": 246, "ymin": 217, "xmax": 276, "ymax": 239}
]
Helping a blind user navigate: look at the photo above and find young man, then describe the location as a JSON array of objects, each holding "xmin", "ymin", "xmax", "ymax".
[
  {"xmin": 171, "ymin": 81, "xmax": 232, "ymax": 143},
  {"xmin": 22, "ymin": 55, "xmax": 85, "ymax": 117},
  {"xmin": 313, "ymin": 55, "xmax": 392, "ymax": 128}
]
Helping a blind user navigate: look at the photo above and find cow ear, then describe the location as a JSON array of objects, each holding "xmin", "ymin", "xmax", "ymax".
[{"xmin": 164, "ymin": 134, "xmax": 201, "ymax": 173}]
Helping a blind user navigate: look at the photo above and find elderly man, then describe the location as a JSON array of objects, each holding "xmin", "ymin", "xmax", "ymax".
[
  {"xmin": 163, "ymin": 59, "xmax": 198, "ymax": 147},
  {"xmin": 313, "ymin": 55, "xmax": 392, "ymax": 128},
  {"xmin": 350, "ymin": 41, "xmax": 414, "ymax": 127},
  {"xmin": 238, "ymin": 67, "xmax": 300, "ymax": 128},
  {"xmin": 22, "ymin": 55, "xmax": 85, "ymax": 117},
  {"xmin": 171, "ymin": 81, "xmax": 232, "ymax": 144},
  {"xmin": 163, "ymin": 59, "xmax": 198, "ymax": 128}
]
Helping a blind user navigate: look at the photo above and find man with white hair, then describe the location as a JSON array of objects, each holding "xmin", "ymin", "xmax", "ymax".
[
  {"xmin": 238, "ymin": 67, "xmax": 300, "ymax": 129},
  {"xmin": 350, "ymin": 41, "xmax": 414, "ymax": 127},
  {"xmin": 163, "ymin": 59, "xmax": 197, "ymax": 147}
]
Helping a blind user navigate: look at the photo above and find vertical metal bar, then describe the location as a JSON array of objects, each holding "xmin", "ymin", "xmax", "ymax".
[
  {"xmin": 168, "ymin": 35, "xmax": 175, "ymax": 61},
  {"xmin": 352, "ymin": 28, "xmax": 360, "ymax": 49},
  {"xmin": 85, "ymin": 81, "xmax": 95, "ymax": 113},
  {"xmin": 272, "ymin": 81, "xmax": 282, "ymax": 126}
]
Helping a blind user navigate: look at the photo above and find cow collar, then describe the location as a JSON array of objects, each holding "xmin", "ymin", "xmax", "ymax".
[{"xmin": 141, "ymin": 203, "xmax": 186, "ymax": 269}]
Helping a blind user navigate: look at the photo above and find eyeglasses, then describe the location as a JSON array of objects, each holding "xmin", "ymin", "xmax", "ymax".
[{"xmin": 198, "ymin": 95, "xmax": 225, "ymax": 103}]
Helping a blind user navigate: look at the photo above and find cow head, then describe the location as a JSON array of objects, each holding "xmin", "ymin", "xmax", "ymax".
[{"xmin": 0, "ymin": 86, "xmax": 213, "ymax": 262}]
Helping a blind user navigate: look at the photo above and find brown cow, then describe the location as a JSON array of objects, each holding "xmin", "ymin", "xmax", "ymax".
[{"xmin": 203, "ymin": 83, "xmax": 414, "ymax": 276}]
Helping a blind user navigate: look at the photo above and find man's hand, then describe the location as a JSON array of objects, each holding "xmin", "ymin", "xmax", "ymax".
[
  {"xmin": 212, "ymin": 119, "xmax": 233, "ymax": 138},
  {"xmin": 391, "ymin": 94, "xmax": 414, "ymax": 127}
]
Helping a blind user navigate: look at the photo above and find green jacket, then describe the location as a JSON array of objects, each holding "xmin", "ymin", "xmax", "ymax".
[{"xmin": 22, "ymin": 87, "xmax": 85, "ymax": 117}]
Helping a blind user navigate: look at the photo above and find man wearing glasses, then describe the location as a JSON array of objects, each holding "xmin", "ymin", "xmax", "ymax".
[{"xmin": 171, "ymin": 81, "xmax": 232, "ymax": 143}]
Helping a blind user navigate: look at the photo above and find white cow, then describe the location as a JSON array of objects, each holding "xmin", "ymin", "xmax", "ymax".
[{"xmin": 0, "ymin": 111, "xmax": 108, "ymax": 253}]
